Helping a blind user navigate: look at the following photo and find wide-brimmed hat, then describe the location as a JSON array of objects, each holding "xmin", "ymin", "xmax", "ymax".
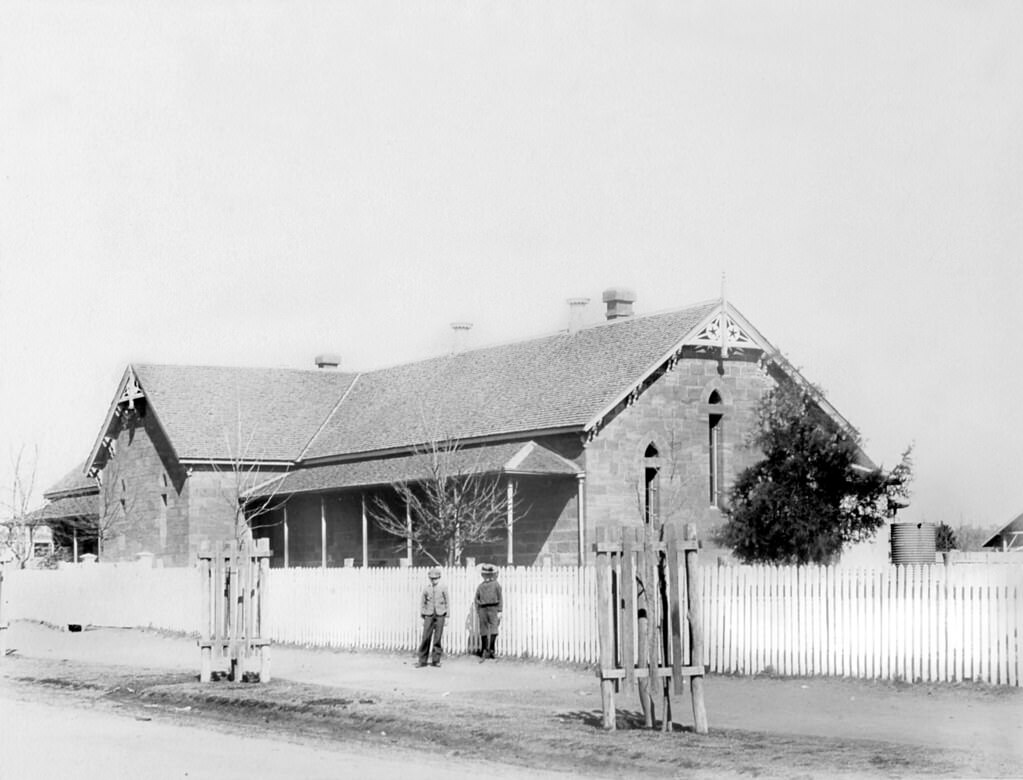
[
  {"xmin": 428, "ymin": 567, "xmax": 442, "ymax": 579},
  {"xmin": 480, "ymin": 563, "xmax": 497, "ymax": 576}
]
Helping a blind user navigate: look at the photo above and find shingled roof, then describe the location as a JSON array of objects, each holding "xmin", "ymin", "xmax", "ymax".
[
  {"xmin": 28, "ymin": 493, "xmax": 98, "ymax": 523},
  {"xmin": 87, "ymin": 297, "xmax": 869, "ymax": 476},
  {"xmin": 132, "ymin": 364, "xmax": 358, "ymax": 462},
  {"xmin": 28, "ymin": 461, "xmax": 99, "ymax": 524},
  {"xmin": 87, "ymin": 365, "xmax": 358, "ymax": 470},
  {"xmin": 301, "ymin": 301, "xmax": 719, "ymax": 460},
  {"xmin": 43, "ymin": 461, "xmax": 97, "ymax": 499}
]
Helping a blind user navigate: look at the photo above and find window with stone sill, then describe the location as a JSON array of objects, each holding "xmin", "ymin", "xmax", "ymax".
[{"xmin": 708, "ymin": 391, "xmax": 724, "ymax": 508}]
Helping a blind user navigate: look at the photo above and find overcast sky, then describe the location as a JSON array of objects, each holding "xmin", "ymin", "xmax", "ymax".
[{"xmin": 2, "ymin": 1, "xmax": 1021, "ymax": 530}]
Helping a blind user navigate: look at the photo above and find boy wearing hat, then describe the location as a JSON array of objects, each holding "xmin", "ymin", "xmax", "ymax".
[
  {"xmin": 475, "ymin": 563, "xmax": 503, "ymax": 660},
  {"xmin": 417, "ymin": 567, "xmax": 448, "ymax": 667}
]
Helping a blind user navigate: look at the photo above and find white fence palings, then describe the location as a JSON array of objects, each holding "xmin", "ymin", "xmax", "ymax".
[
  {"xmin": 3, "ymin": 561, "xmax": 1021, "ymax": 686},
  {"xmin": 259, "ymin": 565, "xmax": 601, "ymax": 662},
  {"xmin": 701, "ymin": 563, "xmax": 1023, "ymax": 686}
]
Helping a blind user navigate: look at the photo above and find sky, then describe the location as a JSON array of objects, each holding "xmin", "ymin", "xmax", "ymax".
[{"xmin": 1, "ymin": 1, "xmax": 1021, "ymax": 530}]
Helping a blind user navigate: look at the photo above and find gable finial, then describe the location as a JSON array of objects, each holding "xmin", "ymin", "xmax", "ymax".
[{"xmin": 720, "ymin": 272, "xmax": 728, "ymax": 357}]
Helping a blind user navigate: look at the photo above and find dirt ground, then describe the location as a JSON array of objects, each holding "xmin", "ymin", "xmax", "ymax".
[{"xmin": 2, "ymin": 621, "xmax": 1021, "ymax": 778}]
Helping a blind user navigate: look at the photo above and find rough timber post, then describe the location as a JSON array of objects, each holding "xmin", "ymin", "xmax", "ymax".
[
  {"xmin": 214, "ymin": 546, "xmax": 224, "ymax": 672},
  {"xmin": 636, "ymin": 527, "xmax": 654, "ymax": 727},
  {"xmin": 239, "ymin": 541, "xmax": 252, "ymax": 680},
  {"xmin": 198, "ymin": 541, "xmax": 212, "ymax": 682},
  {"xmin": 595, "ymin": 528, "xmax": 615, "ymax": 730},
  {"xmin": 258, "ymin": 537, "xmax": 271, "ymax": 682},
  {"xmin": 685, "ymin": 524, "xmax": 708, "ymax": 734},
  {"xmin": 666, "ymin": 524, "xmax": 684, "ymax": 695},
  {"xmin": 228, "ymin": 542, "xmax": 241, "ymax": 681}
]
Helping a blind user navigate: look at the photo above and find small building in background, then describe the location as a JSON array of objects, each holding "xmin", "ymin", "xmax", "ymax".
[
  {"xmin": 983, "ymin": 512, "xmax": 1023, "ymax": 552},
  {"xmin": 24, "ymin": 461, "xmax": 99, "ymax": 563}
]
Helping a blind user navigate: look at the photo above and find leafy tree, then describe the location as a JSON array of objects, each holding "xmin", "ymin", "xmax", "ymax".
[
  {"xmin": 720, "ymin": 381, "xmax": 913, "ymax": 565},
  {"xmin": 935, "ymin": 522, "xmax": 958, "ymax": 552}
]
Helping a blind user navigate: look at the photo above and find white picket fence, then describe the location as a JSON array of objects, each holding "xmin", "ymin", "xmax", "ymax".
[
  {"xmin": 702, "ymin": 564, "xmax": 1022, "ymax": 686},
  {"xmin": 269, "ymin": 566, "xmax": 598, "ymax": 662},
  {"xmin": 2, "ymin": 562, "xmax": 1020, "ymax": 685}
]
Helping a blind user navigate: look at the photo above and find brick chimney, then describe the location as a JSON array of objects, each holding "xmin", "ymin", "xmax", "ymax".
[
  {"xmin": 450, "ymin": 321, "xmax": 472, "ymax": 354},
  {"xmin": 314, "ymin": 353, "xmax": 341, "ymax": 369},
  {"xmin": 567, "ymin": 297, "xmax": 590, "ymax": 334},
  {"xmin": 602, "ymin": 287, "xmax": 636, "ymax": 320}
]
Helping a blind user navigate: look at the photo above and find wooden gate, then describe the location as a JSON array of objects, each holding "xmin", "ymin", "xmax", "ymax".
[
  {"xmin": 198, "ymin": 538, "xmax": 272, "ymax": 683},
  {"xmin": 595, "ymin": 524, "xmax": 708, "ymax": 733}
]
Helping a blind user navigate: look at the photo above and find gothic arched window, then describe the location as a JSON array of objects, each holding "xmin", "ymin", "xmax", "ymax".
[
  {"xmin": 708, "ymin": 391, "xmax": 724, "ymax": 507},
  {"xmin": 644, "ymin": 443, "xmax": 660, "ymax": 525}
]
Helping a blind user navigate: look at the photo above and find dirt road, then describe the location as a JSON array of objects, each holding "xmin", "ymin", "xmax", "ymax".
[
  {"xmin": 1, "ymin": 696, "xmax": 588, "ymax": 780},
  {"xmin": 2, "ymin": 621, "xmax": 1021, "ymax": 778}
]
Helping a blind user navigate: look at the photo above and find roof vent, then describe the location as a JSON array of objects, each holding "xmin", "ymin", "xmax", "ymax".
[
  {"xmin": 314, "ymin": 353, "xmax": 341, "ymax": 369},
  {"xmin": 567, "ymin": 297, "xmax": 590, "ymax": 334},
  {"xmin": 602, "ymin": 287, "xmax": 636, "ymax": 320},
  {"xmin": 450, "ymin": 322, "xmax": 472, "ymax": 354}
]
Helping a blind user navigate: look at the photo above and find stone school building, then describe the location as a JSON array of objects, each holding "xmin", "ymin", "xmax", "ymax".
[{"xmin": 36, "ymin": 288, "xmax": 869, "ymax": 568}]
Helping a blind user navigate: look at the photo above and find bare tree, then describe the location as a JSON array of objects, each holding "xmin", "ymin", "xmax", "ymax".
[
  {"xmin": 628, "ymin": 419, "xmax": 698, "ymax": 732},
  {"xmin": 91, "ymin": 451, "xmax": 141, "ymax": 560},
  {"xmin": 0, "ymin": 445, "xmax": 43, "ymax": 568},
  {"xmin": 369, "ymin": 436, "xmax": 515, "ymax": 566},
  {"xmin": 207, "ymin": 404, "xmax": 289, "ymax": 545},
  {"xmin": 633, "ymin": 422, "xmax": 698, "ymax": 531}
]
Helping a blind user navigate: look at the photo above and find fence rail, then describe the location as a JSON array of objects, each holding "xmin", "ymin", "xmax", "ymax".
[{"xmin": 2, "ymin": 561, "xmax": 1020, "ymax": 686}]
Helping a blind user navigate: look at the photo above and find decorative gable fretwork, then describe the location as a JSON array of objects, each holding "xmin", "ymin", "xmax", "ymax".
[
  {"xmin": 686, "ymin": 310, "xmax": 758, "ymax": 357},
  {"xmin": 119, "ymin": 367, "xmax": 145, "ymax": 409},
  {"xmin": 87, "ymin": 367, "xmax": 146, "ymax": 479}
]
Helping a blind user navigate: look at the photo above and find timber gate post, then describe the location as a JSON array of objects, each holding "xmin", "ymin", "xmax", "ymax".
[
  {"xmin": 198, "ymin": 537, "xmax": 272, "ymax": 683},
  {"xmin": 594, "ymin": 524, "xmax": 708, "ymax": 733}
]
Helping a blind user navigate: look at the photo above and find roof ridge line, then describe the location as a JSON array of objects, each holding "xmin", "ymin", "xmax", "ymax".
[
  {"xmin": 356, "ymin": 299, "xmax": 722, "ymax": 376},
  {"xmin": 297, "ymin": 373, "xmax": 364, "ymax": 460},
  {"xmin": 133, "ymin": 361, "xmax": 359, "ymax": 375}
]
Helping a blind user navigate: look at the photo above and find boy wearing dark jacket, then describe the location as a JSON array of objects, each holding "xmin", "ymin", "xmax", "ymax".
[{"xmin": 475, "ymin": 563, "xmax": 503, "ymax": 660}]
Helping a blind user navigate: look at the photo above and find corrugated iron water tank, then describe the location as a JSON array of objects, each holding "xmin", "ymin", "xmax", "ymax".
[{"xmin": 890, "ymin": 522, "xmax": 937, "ymax": 565}]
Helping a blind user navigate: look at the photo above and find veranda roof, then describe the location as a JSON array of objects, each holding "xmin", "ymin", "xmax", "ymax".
[
  {"xmin": 246, "ymin": 440, "xmax": 581, "ymax": 498},
  {"xmin": 27, "ymin": 494, "xmax": 98, "ymax": 523},
  {"xmin": 43, "ymin": 460, "xmax": 97, "ymax": 500}
]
